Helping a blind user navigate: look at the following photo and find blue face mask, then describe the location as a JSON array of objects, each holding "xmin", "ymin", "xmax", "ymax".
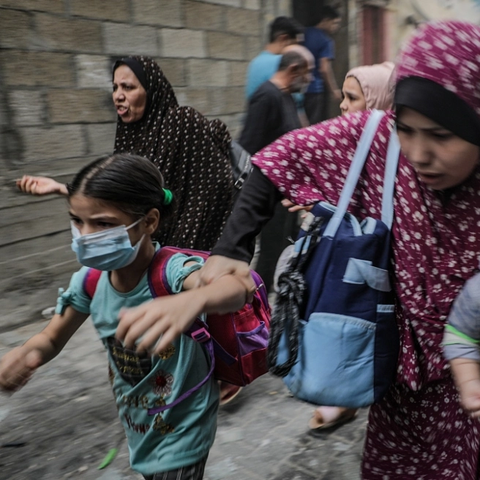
[{"xmin": 71, "ymin": 218, "xmax": 144, "ymax": 271}]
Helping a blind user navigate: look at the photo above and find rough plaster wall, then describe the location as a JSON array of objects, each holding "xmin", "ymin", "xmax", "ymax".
[{"xmin": 0, "ymin": 0, "xmax": 289, "ymax": 325}]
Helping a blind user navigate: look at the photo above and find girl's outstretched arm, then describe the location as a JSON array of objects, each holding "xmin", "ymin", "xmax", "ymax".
[
  {"xmin": 16, "ymin": 175, "xmax": 68, "ymax": 196},
  {"xmin": 116, "ymin": 273, "xmax": 248, "ymax": 355},
  {"xmin": 0, "ymin": 307, "xmax": 88, "ymax": 392}
]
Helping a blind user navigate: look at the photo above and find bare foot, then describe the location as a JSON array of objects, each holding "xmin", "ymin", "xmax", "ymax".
[{"xmin": 308, "ymin": 406, "xmax": 358, "ymax": 430}]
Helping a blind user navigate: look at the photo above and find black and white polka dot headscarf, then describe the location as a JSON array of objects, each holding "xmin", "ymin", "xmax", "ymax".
[{"xmin": 113, "ymin": 56, "xmax": 234, "ymax": 250}]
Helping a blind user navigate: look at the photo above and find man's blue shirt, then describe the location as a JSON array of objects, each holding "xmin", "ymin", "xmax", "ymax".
[
  {"xmin": 303, "ymin": 27, "xmax": 334, "ymax": 94},
  {"xmin": 245, "ymin": 51, "xmax": 281, "ymax": 99}
]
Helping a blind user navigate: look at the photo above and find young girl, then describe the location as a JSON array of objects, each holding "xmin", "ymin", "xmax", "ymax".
[{"xmin": 0, "ymin": 153, "xmax": 249, "ymax": 480}]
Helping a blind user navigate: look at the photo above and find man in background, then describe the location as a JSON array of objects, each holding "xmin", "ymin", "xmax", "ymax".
[
  {"xmin": 239, "ymin": 46, "xmax": 314, "ymax": 293},
  {"xmin": 245, "ymin": 16, "xmax": 304, "ymax": 100},
  {"xmin": 303, "ymin": 6, "xmax": 342, "ymax": 124}
]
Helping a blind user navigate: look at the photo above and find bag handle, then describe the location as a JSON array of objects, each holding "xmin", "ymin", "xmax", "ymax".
[
  {"xmin": 268, "ymin": 115, "xmax": 400, "ymax": 379},
  {"xmin": 381, "ymin": 128, "xmax": 400, "ymax": 230},
  {"xmin": 324, "ymin": 110, "xmax": 385, "ymax": 238}
]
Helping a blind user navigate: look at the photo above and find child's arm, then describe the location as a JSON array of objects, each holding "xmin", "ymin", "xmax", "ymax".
[
  {"xmin": 443, "ymin": 273, "xmax": 480, "ymax": 415},
  {"xmin": 116, "ymin": 270, "xmax": 248, "ymax": 355},
  {"xmin": 0, "ymin": 307, "xmax": 88, "ymax": 392},
  {"xmin": 16, "ymin": 175, "xmax": 68, "ymax": 196},
  {"xmin": 450, "ymin": 357, "xmax": 480, "ymax": 417}
]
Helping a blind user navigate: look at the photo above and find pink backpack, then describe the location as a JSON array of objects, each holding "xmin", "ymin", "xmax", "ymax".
[{"xmin": 83, "ymin": 246, "xmax": 270, "ymax": 413}]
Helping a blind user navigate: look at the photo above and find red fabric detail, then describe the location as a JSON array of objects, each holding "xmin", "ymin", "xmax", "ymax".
[
  {"xmin": 148, "ymin": 246, "xmax": 209, "ymax": 298},
  {"xmin": 83, "ymin": 269, "xmax": 102, "ymax": 299},
  {"xmin": 149, "ymin": 246, "xmax": 271, "ymax": 386}
]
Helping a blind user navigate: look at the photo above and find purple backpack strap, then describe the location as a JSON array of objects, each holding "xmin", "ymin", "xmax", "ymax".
[
  {"xmin": 147, "ymin": 247, "xmax": 215, "ymax": 415},
  {"xmin": 251, "ymin": 270, "xmax": 268, "ymax": 307},
  {"xmin": 148, "ymin": 324, "xmax": 215, "ymax": 415}
]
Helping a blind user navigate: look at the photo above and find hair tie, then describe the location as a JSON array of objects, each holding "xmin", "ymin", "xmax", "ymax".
[{"xmin": 163, "ymin": 188, "xmax": 173, "ymax": 205}]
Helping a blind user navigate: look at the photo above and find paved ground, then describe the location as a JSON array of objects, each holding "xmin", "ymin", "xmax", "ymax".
[{"xmin": 0, "ymin": 318, "xmax": 367, "ymax": 480}]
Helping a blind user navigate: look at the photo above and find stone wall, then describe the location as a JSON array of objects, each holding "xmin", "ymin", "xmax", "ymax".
[{"xmin": 0, "ymin": 0, "xmax": 290, "ymax": 326}]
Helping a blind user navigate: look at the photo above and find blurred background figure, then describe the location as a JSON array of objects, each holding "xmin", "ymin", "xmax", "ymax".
[
  {"xmin": 340, "ymin": 62, "xmax": 394, "ymax": 114},
  {"xmin": 245, "ymin": 16, "xmax": 304, "ymax": 101},
  {"xmin": 239, "ymin": 46, "xmax": 314, "ymax": 295},
  {"xmin": 240, "ymin": 47, "xmax": 313, "ymax": 154},
  {"xmin": 303, "ymin": 6, "xmax": 342, "ymax": 124}
]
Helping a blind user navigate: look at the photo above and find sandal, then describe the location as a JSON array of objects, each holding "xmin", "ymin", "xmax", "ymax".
[
  {"xmin": 308, "ymin": 406, "xmax": 358, "ymax": 431},
  {"xmin": 219, "ymin": 382, "xmax": 243, "ymax": 406}
]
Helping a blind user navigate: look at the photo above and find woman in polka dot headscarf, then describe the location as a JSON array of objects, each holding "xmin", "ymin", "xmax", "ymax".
[
  {"xmin": 112, "ymin": 56, "xmax": 234, "ymax": 251},
  {"xmin": 203, "ymin": 21, "xmax": 480, "ymax": 478},
  {"xmin": 17, "ymin": 56, "xmax": 234, "ymax": 252}
]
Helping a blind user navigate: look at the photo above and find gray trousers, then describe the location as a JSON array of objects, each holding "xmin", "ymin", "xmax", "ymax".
[
  {"xmin": 143, "ymin": 456, "xmax": 207, "ymax": 480},
  {"xmin": 304, "ymin": 91, "xmax": 328, "ymax": 125}
]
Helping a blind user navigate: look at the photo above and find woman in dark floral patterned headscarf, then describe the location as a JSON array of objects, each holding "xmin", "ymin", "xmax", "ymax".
[
  {"xmin": 17, "ymin": 56, "xmax": 234, "ymax": 251},
  {"xmin": 203, "ymin": 21, "xmax": 480, "ymax": 478},
  {"xmin": 112, "ymin": 56, "xmax": 233, "ymax": 250}
]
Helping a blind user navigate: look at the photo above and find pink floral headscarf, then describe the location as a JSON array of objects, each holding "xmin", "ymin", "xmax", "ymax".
[{"xmin": 395, "ymin": 20, "xmax": 480, "ymax": 119}]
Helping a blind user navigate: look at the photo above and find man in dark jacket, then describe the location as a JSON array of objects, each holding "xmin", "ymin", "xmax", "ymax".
[{"xmin": 239, "ymin": 46, "xmax": 313, "ymax": 293}]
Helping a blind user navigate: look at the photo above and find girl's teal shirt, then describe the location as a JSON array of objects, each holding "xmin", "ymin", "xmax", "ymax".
[{"xmin": 56, "ymin": 244, "xmax": 218, "ymax": 475}]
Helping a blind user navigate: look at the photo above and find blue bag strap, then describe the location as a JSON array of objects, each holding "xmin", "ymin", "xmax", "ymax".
[
  {"xmin": 324, "ymin": 109, "xmax": 385, "ymax": 238},
  {"xmin": 381, "ymin": 128, "xmax": 400, "ymax": 230}
]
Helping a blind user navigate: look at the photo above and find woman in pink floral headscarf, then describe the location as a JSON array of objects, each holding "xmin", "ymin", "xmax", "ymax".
[{"xmin": 201, "ymin": 20, "xmax": 480, "ymax": 478}]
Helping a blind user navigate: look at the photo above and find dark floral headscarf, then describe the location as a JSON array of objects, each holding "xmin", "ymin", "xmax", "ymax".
[{"xmin": 113, "ymin": 56, "xmax": 233, "ymax": 250}]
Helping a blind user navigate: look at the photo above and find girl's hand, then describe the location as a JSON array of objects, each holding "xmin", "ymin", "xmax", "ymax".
[
  {"xmin": 16, "ymin": 175, "xmax": 67, "ymax": 196},
  {"xmin": 116, "ymin": 293, "xmax": 204, "ymax": 355},
  {"xmin": 0, "ymin": 347, "xmax": 43, "ymax": 392}
]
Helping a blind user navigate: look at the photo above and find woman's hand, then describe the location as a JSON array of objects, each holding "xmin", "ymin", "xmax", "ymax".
[
  {"xmin": 281, "ymin": 198, "xmax": 313, "ymax": 214},
  {"xmin": 116, "ymin": 293, "xmax": 203, "ymax": 355},
  {"xmin": 197, "ymin": 255, "xmax": 255, "ymax": 301},
  {"xmin": 0, "ymin": 347, "xmax": 43, "ymax": 392},
  {"xmin": 16, "ymin": 175, "xmax": 68, "ymax": 196}
]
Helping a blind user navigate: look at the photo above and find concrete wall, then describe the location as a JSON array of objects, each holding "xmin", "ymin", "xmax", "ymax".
[
  {"xmin": 387, "ymin": 0, "xmax": 480, "ymax": 61},
  {"xmin": 0, "ymin": 0, "xmax": 290, "ymax": 327}
]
